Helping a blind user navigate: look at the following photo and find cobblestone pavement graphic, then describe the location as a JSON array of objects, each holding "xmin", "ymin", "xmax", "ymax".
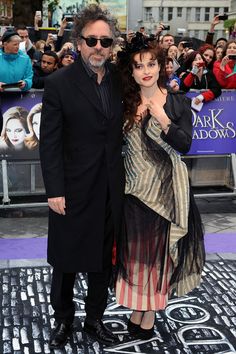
[{"xmin": 1, "ymin": 260, "xmax": 236, "ymax": 354}]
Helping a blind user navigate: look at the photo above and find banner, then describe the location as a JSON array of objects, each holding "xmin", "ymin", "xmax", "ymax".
[
  {"xmin": 0, "ymin": 91, "xmax": 43, "ymax": 160},
  {"xmin": 48, "ymin": 0, "xmax": 127, "ymax": 31},
  {"xmin": 1, "ymin": 90, "xmax": 235, "ymax": 160},
  {"xmin": 186, "ymin": 90, "xmax": 236, "ymax": 155}
]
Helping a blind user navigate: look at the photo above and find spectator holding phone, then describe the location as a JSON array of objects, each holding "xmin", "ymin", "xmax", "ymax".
[
  {"xmin": 213, "ymin": 39, "xmax": 236, "ymax": 89},
  {"xmin": 180, "ymin": 51, "xmax": 221, "ymax": 108},
  {"xmin": 205, "ymin": 15, "xmax": 228, "ymax": 47},
  {"xmin": 199, "ymin": 44, "xmax": 216, "ymax": 70},
  {"xmin": 165, "ymin": 57, "xmax": 180, "ymax": 91},
  {"xmin": 0, "ymin": 30, "xmax": 33, "ymax": 92},
  {"xmin": 215, "ymin": 45, "xmax": 224, "ymax": 61}
]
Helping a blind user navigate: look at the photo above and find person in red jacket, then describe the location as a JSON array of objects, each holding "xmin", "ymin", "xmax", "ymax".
[
  {"xmin": 213, "ymin": 39, "xmax": 236, "ymax": 89},
  {"xmin": 180, "ymin": 51, "xmax": 221, "ymax": 109}
]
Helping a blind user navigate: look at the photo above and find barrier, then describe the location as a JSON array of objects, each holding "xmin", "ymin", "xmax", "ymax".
[{"xmin": 0, "ymin": 89, "xmax": 235, "ymax": 208}]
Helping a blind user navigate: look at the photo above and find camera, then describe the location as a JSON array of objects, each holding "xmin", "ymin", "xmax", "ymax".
[
  {"xmin": 228, "ymin": 54, "xmax": 236, "ymax": 60},
  {"xmin": 63, "ymin": 14, "xmax": 74, "ymax": 22},
  {"xmin": 162, "ymin": 25, "xmax": 170, "ymax": 31},
  {"xmin": 51, "ymin": 34, "xmax": 58, "ymax": 40},
  {"xmin": 182, "ymin": 41, "xmax": 193, "ymax": 48},
  {"xmin": 198, "ymin": 62, "xmax": 205, "ymax": 67},
  {"xmin": 218, "ymin": 14, "xmax": 228, "ymax": 20}
]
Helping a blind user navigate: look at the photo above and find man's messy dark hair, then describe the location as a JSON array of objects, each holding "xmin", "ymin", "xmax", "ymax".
[{"xmin": 72, "ymin": 4, "xmax": 120, "ymax": 44}]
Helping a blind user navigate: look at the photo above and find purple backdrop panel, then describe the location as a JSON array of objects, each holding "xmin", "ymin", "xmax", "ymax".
[{"xmin": 186, "ymin": 90, "xmax": 236, "ymax": 155}]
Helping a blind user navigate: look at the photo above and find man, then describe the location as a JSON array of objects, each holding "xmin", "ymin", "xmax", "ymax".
[
  {"xmin": 160, "ymin": 33, "xmax": 175, "ymax": 50},
  {"xmin": 0, "ymin": 30, "xmax": 32, "ymax": 92},
  {"xmin": 39, "ymin": 4, "xmax": 124, "ymax": 349},
  {"xmin": 32, "ymin": 51, "xmax": 58, "ymax": 89},
  {"xmin": 15, "ymin": 25, "xmax": 36, "ymax": 59}
]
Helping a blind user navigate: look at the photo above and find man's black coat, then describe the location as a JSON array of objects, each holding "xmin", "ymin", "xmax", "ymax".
[{"xmin": 40, "ymin": 56, "xmax": 125, "ymax": 272}]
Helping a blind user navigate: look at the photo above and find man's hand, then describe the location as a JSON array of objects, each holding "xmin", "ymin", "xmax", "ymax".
[
  {"xmin": 48, "ymin": 197, "xmax": 66, "ymax": 215},
  {"xmin": 155, "ymin": 23, "xmax": 165, "ymax": 37},
  {"xmin": 60, "ymin": 17, "xmax": 67, "ymax": 30}
]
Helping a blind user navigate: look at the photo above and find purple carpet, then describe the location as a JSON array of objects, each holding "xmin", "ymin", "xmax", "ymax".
[
  {"xmin": 0, "ymin": 238, "xmax": 47, "ymax": 259},
  {"xmin": 0, "ymin": 234, "xmax": 235, "ymax": 259},
  {"xmin": 204, "ymin": 233, "xmax": 236, "ymax": 253}
]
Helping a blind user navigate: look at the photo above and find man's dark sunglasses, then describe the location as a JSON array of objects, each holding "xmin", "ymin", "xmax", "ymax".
[{"xmin": 80, "ymin": 36, "xmax": 113, "ymax": 48}]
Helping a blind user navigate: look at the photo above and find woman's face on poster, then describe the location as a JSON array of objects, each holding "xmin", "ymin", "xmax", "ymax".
[
  {"xmin": 5, "ymin": 118, "xmax": 26, "ymax": 148},
  {"xmin": 32, "ymin": 112, "xmax": 41, "ymax": 140}
]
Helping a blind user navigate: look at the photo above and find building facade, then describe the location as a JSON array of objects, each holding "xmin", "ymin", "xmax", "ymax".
[
  {"xmin": 0, "ymin": 0, "xmax": 13, "ymax": 25},
  {"xmin": 128, "ymin": 0, "xmax": 231, "ymax": 41}
]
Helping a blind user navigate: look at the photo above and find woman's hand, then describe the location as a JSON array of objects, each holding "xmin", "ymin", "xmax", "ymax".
[
  {"xmin": 0, "ymin": 82, "xmax": 5, "ymax": 92},
  {"xmin": 18, "ymin": 80, "xmax": 26, "ymax": 90},
  {"xmin": 147, "ymin": 100, "xmax": 171, "ymax": 132},
  {"xmin": 220, "ymin": 55, "xmax": 230, "ymax": 71}
]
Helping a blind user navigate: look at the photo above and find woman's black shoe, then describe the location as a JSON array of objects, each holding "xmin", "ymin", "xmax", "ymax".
[
  {"xmin": 138, "ymin": 325, "xmax": 154, "ymax": 340},
  {"xmin": 127, "ymin": 318, "xmax": 140, "ymax": 334}
]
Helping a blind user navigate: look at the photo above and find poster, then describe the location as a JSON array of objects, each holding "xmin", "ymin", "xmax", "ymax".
[
  {"xmin": 49, "ymin": 0, "xmax": 127, "ymax": 31},
  {"xmin": 0, "ymin": 90, "xmax": 43, "ymax": 160},
  {"xmin": 186, "ymin": 90, "xmax": 236, "ymax": 155}
]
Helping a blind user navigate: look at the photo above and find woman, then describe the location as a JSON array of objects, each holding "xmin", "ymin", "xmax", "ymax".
[
  {"xmin": 0, "ymin": 106, "xmax": 29, "ymax": 151},
  {"xmin": 25, "ymin": 103, "xmax": 42, "ymax": 150},
  {"xmin": 199, "ymin": 44, "xmax": 216, "ymax": 70},
  {"xmin": 215, "ymin": 45, "xmax": 224, "ymax": 62},
  {"xmin": 58, "ymin": 49, "xmax": 77, "ymax": 68},
  {"xmin": 213, "ymin": 39, "xmax": 236, "ymax": 89},
  {"xmin": 165, "ymin": 57, "xmax": 180, "ymax": 91},
  {"xmin": 167, "ymin": 45, "xmax": 181, "ymax": 73},
  {"xmin": 167, "ymin": 44, "xmax": 178, "ymax": 60},
  {"xmin": 116, "ymin": 34, "xmax": 205, "ymax": 340},
  {"xmin": 180, "ymin": 51, "xmax": 221, "ymax": 109}
]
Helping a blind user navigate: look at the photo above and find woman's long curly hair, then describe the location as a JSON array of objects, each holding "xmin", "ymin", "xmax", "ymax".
[{"xmin": 117, "ymin": 44, "xmax": 167, "ymax": 132}]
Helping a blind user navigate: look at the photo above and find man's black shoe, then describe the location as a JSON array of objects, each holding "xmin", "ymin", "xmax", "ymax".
[
  {"xmin": 83, "ymin": 319, "xmax": 119, "ymax": 346},
  {"xmin": 49, "ymin": 322, "xmax": 72, "ymax": 349}
]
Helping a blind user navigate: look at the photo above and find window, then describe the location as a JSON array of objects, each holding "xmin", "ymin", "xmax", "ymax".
[
  {"xmin": 195, "ymin": 30, "xmax": 199, "ymax": 39},
  {"xmin": 214, "ymin": 7, "xmax": 219, "ymax": 16},
  {"xmin": 186, "ymin": 7, "xmax": 191, "ymax": 21},
  {"xmin": 224, "ymin": 7, "xmax": 229, "ymax": 14},
  {"xmin": 177, "ymin": 8, "xmax": 182, "ymax": 17},
  {"xmin": 144, "ymin": 7, "xmax": 152, "ymax": 21},
  {"xmin": 205, "ymin": 7, "xmax": 210, "ymax": 21},
  {"xmin": 168, "ymin": 7, "xmax": 173, "ymax": 21},
  {"xmin": 195, "ymin": 8, "xmax": 201, "ymax": 22}
]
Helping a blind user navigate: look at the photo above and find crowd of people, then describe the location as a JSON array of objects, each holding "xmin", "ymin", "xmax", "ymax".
[
  {"xmin": 0, "ymin": 5, "xmax": 235, "ymax": 351},
  {"xmin": 0, "ymin": 13, "xmax": 235, "ymax": 152},
  {"xmin": 0, "ymin": 13, "xmax": 235, "ymax": 96}
]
